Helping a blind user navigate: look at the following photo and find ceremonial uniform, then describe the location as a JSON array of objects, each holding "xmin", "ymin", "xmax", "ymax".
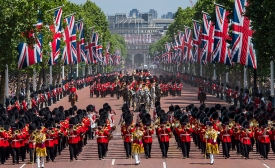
[{"xmin": 204, "ymin": 124, "xmax": 219, "ymax": 165}]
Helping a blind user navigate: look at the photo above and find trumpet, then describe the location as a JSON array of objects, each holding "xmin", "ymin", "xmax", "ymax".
[
  {"xmin": 185, "ymin": 123, "xmax": 191, "ymax": 129},
  {"xmin": 0, "ymin": 127, "xmax": 4, "ymax": 132},
  {"xmin": 13, "ymin": 130, "xmax": 20, "ymax": 136},
  {"xmin": 148, "ymin": 124, "xmax": 154, "ymax": 130},
  {"xmin": 165, "ymin": 123, "xmax": 171, "ymax": 128},
  {"xmin": 73, "ymin": 125, "xmax": 78, "ymax": 131},
  {"xmin": 48, "ymin": 130, "xmax": 55, "ymax": 135}
]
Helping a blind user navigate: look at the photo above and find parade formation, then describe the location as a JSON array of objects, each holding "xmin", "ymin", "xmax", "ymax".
[{"xmin": 0, "ymin": 69, "xmax": 275, "ymax": 168}]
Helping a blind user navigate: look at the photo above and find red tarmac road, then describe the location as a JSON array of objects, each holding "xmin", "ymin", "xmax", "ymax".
[{"xmin": 3, "ymin": 82, "xmax": 275, "ymax": 168}]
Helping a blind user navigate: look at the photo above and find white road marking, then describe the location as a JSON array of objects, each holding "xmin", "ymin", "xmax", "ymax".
[
  {"xmin": 163, "ymin": 162, "xmax": 166, "ymax": 168},
  {"xmin": 263, "ymin": 164, "xmax": 270, "ymax": 168},
  {"xmin": 19, "ymin": 163, "xmax": 26, "ymax": 168},
  {"xmin": 112, "ymin": 159, "xmax": 115, "ymax": 165}
]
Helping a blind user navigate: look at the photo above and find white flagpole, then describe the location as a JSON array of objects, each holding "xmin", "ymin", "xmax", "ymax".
[
  {"xmin": 46, "ymin": 5, "xmax": 64, "ymax": 12},
  {"xmin": 49, "ymin": 65, "xmax": 53, "ymax": 85},
  {"xmin": 5, "ymin": 64, "xmax": 9, "ymax": 98},
  {"xmin": 82, "ymin": 65, "xmax": 85, "ymax": 76},
  {"xmin": 33, "ymin": 69, "xmax": 36, "ymax": 92},
  {"xmin": 76, "ymin": 64, "xmax": 79, "ymax": 77},
  {"xmin": 226, "ymin": 66, "xmax": 229, "ymax": 83},
  {"xmin": 244, "ymin": 66, "xmax": 247, "ymax": 89},
  {"xmin": 62, "ymin": 66, "xmax": 65, "ymax": 79}
]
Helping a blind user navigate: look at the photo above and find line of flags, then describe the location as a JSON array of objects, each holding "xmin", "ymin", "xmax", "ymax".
[
  {"xmin": 18, "ymin": 8, "xmax": 121, "ymax": 70},
  {"xmin": 154, "ymin": 0, "xmax": 257, "ymax": 69}
]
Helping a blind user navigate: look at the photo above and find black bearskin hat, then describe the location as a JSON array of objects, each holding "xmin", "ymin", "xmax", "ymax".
[{"xmin": 211, "ymin": 112, "xmax": 219, "ymax": 120}]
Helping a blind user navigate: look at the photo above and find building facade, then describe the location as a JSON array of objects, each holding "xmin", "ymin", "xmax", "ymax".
[{"xmin": 108, "ymin": 13, "xmax": 174, "ymax": 67}]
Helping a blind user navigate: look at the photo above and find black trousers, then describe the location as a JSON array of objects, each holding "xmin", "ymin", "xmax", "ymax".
[
  {"xmin": 271, "ymin": 140, "xmax": 275, "ymax": 153},
  {"xmin": 160, "ymin": 142, "xmax": 169, "ymax": 157},
  {"xmin": 98, "ymin": 143, "xmax": 107, "ymax": 158},
  {"xmin": 53, "ymin": 96, "xmax": 56, "ymax": 104},
  {"xmin": 0, "ymin": 147, "xmax": 5, "ymax": 163},
  {"xmin": 222, "ymin": 142, "xmax": 231, "ymax": 158},
  {"xmin": 29, "ymin": 148, "xmax": 36, "ymax": 162},
  {"xmin": 234, "ymin": 98, "xmax": 238, "ymax": 107},
  {"xmin": 46, "ymin": 147, "xmax": 55, "ymax": 161},
  {"xmin": 261, "ymin": 143, "xmax": 270, "ymax": 159},
  {"xmin": 236, "ymin": 140, "xmax": 241, "ymax": 154},
  {"xmin": 231, "ymin": 136, "xmax": 236, "ymax": 150},
  {"xmin": 124, "ymin": 142, "xmax": 132, "ymax": 157},
  {"xmin": 69, "ymin": 144, "xmax": 78, "ymax": 160},
  {"xmin": 12, "ymin": 148, "xmax": 20, "ymax": 163},
  {"xmin": 180, "ymin": 141, "xmax": 190, "ymax": 157},
  {"xmin": 144, "ymin": 143, "xmax": 152, "ymax": 157},
  {"xmin": 241, "ymin": 144, "xmax": 250, "ymax": 158}
]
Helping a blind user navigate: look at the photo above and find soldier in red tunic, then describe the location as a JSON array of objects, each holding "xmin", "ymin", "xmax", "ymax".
[
  {"xmin": 10, "ymin": 126, "xmax": 22, "ymax": 164},
  {"xmin": 95, "ymin": 119, "xmax": 110, "ymax": 160},
  {"xmin": 220, "ymin": 116, "xmax": 233, "ymax": 159},
  {"xmin": 122, "ymin": 114, "xmax": 135, "ymax": 159},
  {"xmin": 175, "ymin": 115, "xmax": 193, "ymax": 159},
  {"xmin": 258, "ymin": 119, "xmax": 272, "ymax": 160},
  {"xmin": 157, "ymin": 115, "xmax": 171, "ymax": 158},
  {"xmin": 68, "ymin": 117, "xmax": 80, "ymax": 162},
  {"xmin": 69, "ymin": 84, "xmax": 78, "ymax": 102},
  {"xmin": 142, "ymin": 114, "xmax": 154, "ymax": 159}
]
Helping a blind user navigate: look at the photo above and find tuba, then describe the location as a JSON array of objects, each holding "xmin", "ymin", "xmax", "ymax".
[
  {"xmin": 185, "ymin": 123, "xmax": 191, "ymax": 129},
  {"xmin": 14, "ymin": 130, "xmax": 20, "ymax": 135},
  {"xmin": 0, "ymin": 127, "xmax": 4, "ymax": 132}
]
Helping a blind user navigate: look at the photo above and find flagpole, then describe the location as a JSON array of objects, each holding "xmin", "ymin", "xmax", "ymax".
[
  {"xmin": 82, "ymin": 65, "xmax": 85, "ymax": 77},
  {"xmin": 62, "ymin": 66, "xmax": 64, "ymax": 80},
  {"xmin": 244, "ymin": 66, "xmax": 247, "ymax": 89},
  {"xmin": 5, "ymin": 64, "xmax": 9, "ymax": 99},
  {"xmin": 49, "ymin": 65, "xmax": 53, "ymax": 85},
  {"xmin": 226, "ymin": 66, "xmax": 229, "ymax": 83},
  {"xmin": 33, "ymin": 69, "xmax": 36, "ymax": 92},
  {"xmin": 200, "ymin": 64, "xmax": 202, "ymax": 76},
  {"xmin": 64, "ymin": 12, "xmax": 76, "ymax": 18},
  {"xmin": 46, "ymin": 4, "xmax": 64, "ymax": 12},
  {"xmin": 213, "ymin": 64, "xmax": 216, "ymax": 80},
  {"xmin": 76, "ymin": 64, "xmax": 79, "ymax": 77},
  {"xmin": 271, "ymin": 60, "xmax": 274, "ymax": 107}
]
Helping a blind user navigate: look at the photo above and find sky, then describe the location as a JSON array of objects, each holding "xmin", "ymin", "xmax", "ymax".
[{"xmin": 69, "ymin": 0, "xmax": 195, "ymax": 17}]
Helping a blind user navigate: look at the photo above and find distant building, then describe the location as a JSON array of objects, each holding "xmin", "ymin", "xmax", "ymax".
[
  {"xmin": 129, "ymin": 9, "xmax": 140, "ymax": 18},
  {"xmin": 108, "ymin": 13, "xmax": 174, "ymax": 67},
  {"xmin": 149, "ymin": 9, "xmax": 158, "ymax": 19},
  {"xmin": 161, "ymin": 12, "xmax": 174, "ymax": 19}
]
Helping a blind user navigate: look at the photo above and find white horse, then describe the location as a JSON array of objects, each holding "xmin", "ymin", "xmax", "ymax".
[
  {"xmin": 150, "ymin": 86, "xmax": 156, "ymax": 108},
  {"xmin": 143, "ymin": 88, "xmax": 151, "ymax": 110}
]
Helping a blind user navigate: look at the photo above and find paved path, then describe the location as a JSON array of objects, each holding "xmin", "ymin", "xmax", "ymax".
[{"xmin": 3, "ymin": 83, "xmax": 275, "ymax": 168}]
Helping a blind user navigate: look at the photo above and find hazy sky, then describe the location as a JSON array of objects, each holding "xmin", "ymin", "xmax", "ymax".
[{"xmin": 69, "ymin": 0, "xmax": 195, "ymax": 16}]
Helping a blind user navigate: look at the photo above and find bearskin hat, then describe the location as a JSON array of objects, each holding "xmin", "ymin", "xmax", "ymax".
[
  {"xmin": 211, "ymin": 112, "xmax": 219, "ymax": 120},
  {"xmin": 228, "ymin": 111, "xmax": 236, "ymax": 120},
  {"xmin": 69, "ymin": 117, "xmax": 76, "ymax": 125},
  {"xmin": 160, "ymin": 115, "xmax": 168, "ymax": 124},
  {"xmin": 203, "ymin": 117, "xmax": 209, "ymax": 126},
  {"xmin": 155, "ymin": 101, "xmax": 160, "ymax": 108},
  {"xmin": 222, "ymin": 116, "xmax": 230, "ymax": 125},
  {"xmin": 246, "ymin": 112, "xmax": 253, "ymax": 121},
  {"xmin": 180, "ymin": 115, "xmax": 189, "ymax": 124},
  {"xmin": 238, "ymin": 116, "xmax": 247, "ymax": 125},
  {"xmin": 215, "ymin": 104, "xmax": 221, "ymax": 110},
  {"xmin": 124, "ymin": 114, "xmax": 133, "ymax": 126},
  {"xmin": 169, "ymin": 105, "xmax": 174, "ymax": 112},
  {"xmin": 242, "ymin": 121, "xmax": 250, "ymax": 128}
]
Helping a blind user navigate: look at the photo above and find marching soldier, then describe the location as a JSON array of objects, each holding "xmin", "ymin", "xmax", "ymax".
[
  {"xmin": 68, "ymin": 117, "xmax": 79, "ymax": 162},
  {"xmin": 157, "ymin": 115, "xmax": 171, "ymax": 158},
  {"xmin": 121, "ymin": 113, "xmax": 135, "ymax": 159},
  {"xmin": 95, "ymin": 119, "xmax": 109, "ymax": 160},
  {"xmin": 220, "ymin": 116, "xmax": 233, "ymax": 159},
  {"xmin": 34, "ymin": 123, "xmax": 47, "ymax": 168},
  {"xmin": 175, "ymin": 115, "xmax": 193, "ymax": 159},
  {"xmin": 132, "ymin": 123, "xmax": 144, "ymax": 165},
  {"xmin": 142, "ymin": 114, "xmax": 154, "ymax": 159},
  {"xmin": 46, "ymin": 88, "xmax": 52, "ymax": 107},
  {"xmin": 204, "ymin": 122, "xmax": 219, "ymax": 165},
  {"xmin": 52, "ymin": 86, "xmax": 57, "ymax": 104}
]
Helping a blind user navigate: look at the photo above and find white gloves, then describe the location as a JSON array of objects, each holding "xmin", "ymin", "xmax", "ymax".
[
  {"xmin": 213, "ymin": 140, "xmax": 216, "ymax": 143},
  {"xmin": 205, "ymin": 135, "xmax": 208, "ymax": 139},
  {"xmin": 131, "ymin": 138, "xmax": 133, "ymax": 142},
  {"xmin": 42, "ymin": 140, "xmax": 44, "ymax": 143},
  {"xmin": 95, "ymin": 135, "xmax": 98, "ymax": 139}
]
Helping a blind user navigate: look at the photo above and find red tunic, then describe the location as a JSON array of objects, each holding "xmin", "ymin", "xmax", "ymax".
[
  {"xmin": 142, "ymin": 126, "xmax": 154, "ymax": 143},
  {"xmin": 95, "ymin": 128, "xmax": 110, "ymax": 143},
  {"xmin": 157, "ymin": 127, "xmax": 171, "ymax": 142},
  {"xmin": 175, "ymin": 127, "xmax": 193, "ymax": 142}
]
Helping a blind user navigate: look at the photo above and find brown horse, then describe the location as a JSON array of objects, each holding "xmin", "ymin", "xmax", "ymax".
[
  {"xmin": 198, "ymin": 91, "xmax": 207, "ymax": 104},
  {"xmin": 69, "ymin": 93, "xmax": 76, "ymax": 106}
]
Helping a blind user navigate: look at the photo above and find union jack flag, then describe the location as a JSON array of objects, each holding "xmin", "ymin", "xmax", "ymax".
[
  {"xmin": 213, "ymin": 6, "xmax": 232, "ymax": 66},
  {"xmin": 231, "ymin": 0, "xmax": 257, "ymax": 69},
  {"xmin": 193, "ymin": 21, "xmax": 201, "ymax": 63},
  {"xmin": 200, "ymin": 13, "xmax": 214, "ymax": 65},
  {"xmin": 103, "ymin": 42, "xmax": 110, "ymax": 66},
  {"xmin": 18, "ymin": 20, "xmax": 43, "ymax": 70},
  {"xmin": 61, "ymin": 15, "xmax": 77, "ymax": 65},
  {"xmin": 173, "ymin": 38, "xmax": 178, "ymax": 63},
  {"xmin": 177, "ymin": 31, "xmax": 184, "ymax": 63},
  {"xmin": 184, "ymin": 27, "xmax": 194, "ymax": 63},
  {"xmin": 76, "ymin": 21, "xmax": 88, "ymax": 64},
  {"xmin": 49, "ymin": 8, "xmax": 62, "ymax": 65},
  {"xmin": 95, "ymin": 44, "xmax": 103, "ymax": 62},
  {"xmin": 165, "ymin": 43, "xmax": 171, "ymax": 64},
  {"xmin": 85, "ymin": 43, "xmax": 91, "ymax": 64},
  {"xmin": 89, "ymin": 31, "xmax": 99, "ymax": 64}
]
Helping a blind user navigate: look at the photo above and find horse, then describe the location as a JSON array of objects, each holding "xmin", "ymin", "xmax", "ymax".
[
  {"xmin": 115, "ymin": 84, "xmax": 121, "ymax": 99},
  {"xmin": 155, "ymin": 85, "xmax": 162, "ymax": 102},
  {"xmin": 69, "ymin": 93, "xmax": 76, "ymax": 106},
  {"xmin": 150, "ymin": 86, "xmax": 156, "ymax": 108},
  {"xmin": 135, "ymin": 89, "xmax": 143, "ymax": 112},
  {"xmin": 198, "ymin": 91, "xmax": 207, "ymax": 104},
  {"xmin": 143, "ymin": 88, "xmax": 151, "ymax": 110}
]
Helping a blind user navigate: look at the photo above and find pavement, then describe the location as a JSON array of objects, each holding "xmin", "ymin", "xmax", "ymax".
[{"xmin": 2, "ymin": 81, "xmax": 275, "ymax": 168}]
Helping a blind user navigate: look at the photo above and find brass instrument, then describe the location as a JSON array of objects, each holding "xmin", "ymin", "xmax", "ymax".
[
  {"xmin": 32, "ymin": 130, "xmax": 38, "ymax": 137},
  {"xmin": 48, "ymin": 130, "xmax": 55, "ymax": 135},
  {"xmin": 185, "ymin": 123, "xmax": 191, "ymax": 129},
  {"xmin": 174, "ymin": 121, "xmax": 180, "ymax": 128},
  {"xmin": 148, "ymin": 124, "xmax": 154, "ymax": 130},
  {"xmin": 14, "ymin": 130, "xmax": 20, "ymax": 135},
  {"xmin": 0, "ymin": 127, "xmax": 4, "ymax": 132},
  {"xmin": 73, "ymin": 125, "xmax": 78, "ymax": 131},
  {"xmin": 165, "ymin": 123, "xmax": 171, "ymax": 128}
]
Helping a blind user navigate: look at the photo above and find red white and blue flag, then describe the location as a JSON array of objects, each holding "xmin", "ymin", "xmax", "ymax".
[
  {"xmin": 61, "ymin": 15, "xmax": 77, "ymax": 65},
  {"xmin": 76, "ymin": 21, "xmax": 88, "ymax": 64},
  {"xmin": 213, "ymin": 5, "xmax": 232, "ymax": 66},
  {"xmin": 18, "ymin": 20, "xmax": 43, "ymax": 70},
  {"xmin": 103, "ymin": 42, "xmax": 110, "ymax": 66},
  {"xmin": 165, "ymin": 43, "xmax": 171, "ymax": 64},
  {"xmin": 90, "ymin": 31, "xmax": 99, "ymax": 64},
  {"xmin": 49, "ymin": 8, "xmax": 62, "ymax": 66},
  {"xmin": 184, "ymin": 27, "xmax": 194, "ymax": 63},
  {"xmin": 231, "ymin": 0, "xmax": 257, "ymax": 69},
  {"xmin": 177, "ymin": 31, "xmax": 184, "ymax": 63},
  {"xmin": 96, "ymin": 44, "xmax": 103, "ymax": 62},
  {"xmin": 192, "ymin": 21, "xmax": 201, "ymax": 63},
  {"xmin": 200, "ymin": 13, "xmax": 214, "ymax": 65}
]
